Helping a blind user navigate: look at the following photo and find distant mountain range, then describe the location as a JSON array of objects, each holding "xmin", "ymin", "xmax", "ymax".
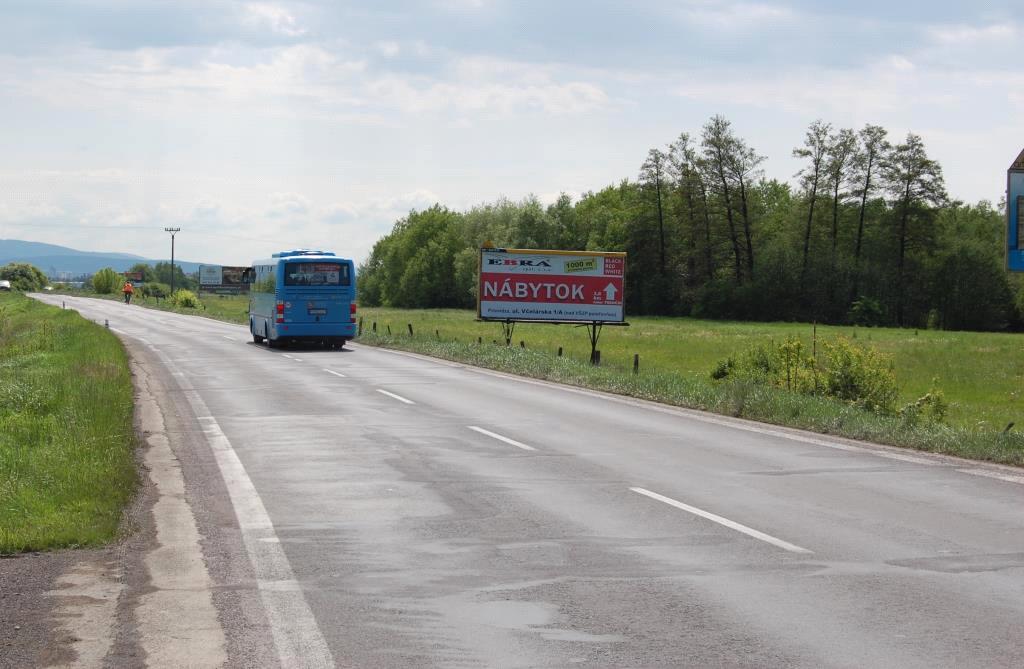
[{"xmin": 0, "ymin": 239, "xmax": 203, "ymax": 276}]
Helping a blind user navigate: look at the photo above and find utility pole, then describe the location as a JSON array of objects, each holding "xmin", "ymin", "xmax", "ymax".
[{"xmin": 164, "ymin": 227, "xmax": 181, "ymax": 295}]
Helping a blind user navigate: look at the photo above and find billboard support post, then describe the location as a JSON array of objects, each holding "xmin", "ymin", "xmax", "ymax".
[
  {"xmin": 502, "ymin": 320, "xmax": 516, "ymax": 347},
  {"xmin": 584, "ymin": 321, "xmax": 603, "ymax": 365}
]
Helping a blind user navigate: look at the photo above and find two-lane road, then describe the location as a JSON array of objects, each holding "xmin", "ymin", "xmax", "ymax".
[{"xmin": 38, "ymin": 294, "xmax": 1024, "ymax": 667}]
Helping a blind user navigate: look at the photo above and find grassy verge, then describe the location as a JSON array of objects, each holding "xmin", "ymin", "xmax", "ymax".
[
  {"xmin": 52, "ymin": 288, "xmax": 250, "ymax": 325},
  {"xmin": 0, "ymin": 293, "xmax": 136, "ymax": 553},
  {"xmin": 355, "ymin": 321, "xmax": 1024, "ymax": 468},
  {"xmin": 359, "ymin": 307, "xmax": 1024, "ymax": 430}
]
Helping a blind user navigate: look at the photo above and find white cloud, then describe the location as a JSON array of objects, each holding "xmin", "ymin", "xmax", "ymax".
[
  {"xmin": 926, "ymin": 22, "xmax": 1016, "ymax": 45},
  {"xmin": 375, "ymin": 41, "xmax": 401, "ymax": 58},
  {"xmin": 267, "ymin": 192, "xmax": 312, "ymax": 217},
  {"xmin": 675, "ymin": 1, "xmax": 798, "ymax": 30},
  {"xmin": 243, "ymin": 3, "xmax": 307, "ymax": 37}
]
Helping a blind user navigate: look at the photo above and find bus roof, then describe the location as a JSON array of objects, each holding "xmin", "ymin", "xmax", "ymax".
[{"xmin": 272, "ymin": 249, "xmax": 336, "ymax": 258}]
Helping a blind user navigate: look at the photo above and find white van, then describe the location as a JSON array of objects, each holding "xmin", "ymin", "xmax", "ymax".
[{"xmin": 0, "ymin": 280, "xmax": 11, "ymax": 291}]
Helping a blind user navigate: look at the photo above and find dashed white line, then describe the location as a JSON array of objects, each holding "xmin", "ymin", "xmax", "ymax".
[
  {"xmin": 323, "ymin": 369, "xmax": 347, "ymax": 378},
  {"xmin": 376, "ymin": 389, "xmax": 415, "ymax": 404},
  {"xmin": 630, "ymin": 487, "xmax": 813, "ymax": 555},
  {"xmin": 467, "ymin": 426, "xmax": 537, "ymax": 451},
  {"xmin": 281, "ymin": 354, "xmax": 294, "ymax": 359},
  {"xmin": 291, "ymin": 358, "xmax": 303, "ymax": 362},
  {"xmin": 222, "ymin": 335, "xmax": 235, "ymax": 341}
]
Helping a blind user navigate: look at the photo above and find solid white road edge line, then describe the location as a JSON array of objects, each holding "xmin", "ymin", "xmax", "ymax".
[
  {"xmin": 152, "ymin": 349, "xmax": 335, "ymax": 668},
  {"xmin": 323, "ymin": 369, "xmax": 347, "ymax": 378},
  {"xmin": 467, "ymin": 426, "xmax": 537, "ymax": 451},
  {"xmin": 376, "ymin": 389, "xmax": 415, "ymax": 404},
  {"xmin": 630, "ymin": 487, "xmax": 814, "ymax": 555}
]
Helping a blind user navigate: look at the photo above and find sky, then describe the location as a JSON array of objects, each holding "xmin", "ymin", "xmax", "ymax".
[{"xmin": 1, "ymin": 0, "xmax": 1021, "ymax": 266}]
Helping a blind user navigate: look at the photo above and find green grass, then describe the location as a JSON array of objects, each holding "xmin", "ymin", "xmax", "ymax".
[
  {"xmin": 355, "ymin": 326, "xmax": 1024, "ymax": 466},
  {"xmin": 0, "ymin": 293, "xmax": 136, "ymax": 553},
  {"xmin": 359, "ymin": 307, "xmax": 1024, "ymax": 431}
]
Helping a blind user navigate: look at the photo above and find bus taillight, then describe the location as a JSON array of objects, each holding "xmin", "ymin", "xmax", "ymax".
[
  {"xmin": 350, "ymin": 302, "xmax": 357, "ymax": 322},
  {"xmin": 276, "ymin": 301, "xmax": 284, "ymax": 323}
]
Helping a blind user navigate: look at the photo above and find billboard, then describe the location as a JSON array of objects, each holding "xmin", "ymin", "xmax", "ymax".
[
  {"xmin": 199, "ymin": 265, "xmax": 249, "ymax": 291},
  {"xmin": 199, "ymin": 265, "xmax": 222, "ymax": 285},
  {"xmin": 1009, "ymin": 147, "xmax": 1024, "ymax": 272},
  {"xmin": 478, "ymin": 248, "xmax": 626, "ymax": 323}
]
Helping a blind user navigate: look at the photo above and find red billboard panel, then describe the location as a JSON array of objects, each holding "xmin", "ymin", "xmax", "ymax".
[{"xmin": 478, "ymin": 248, "xmax": 626, "ymax": 323}]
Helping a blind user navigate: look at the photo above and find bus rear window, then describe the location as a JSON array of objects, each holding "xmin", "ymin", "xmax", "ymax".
[{"xmin": 284, "ymin": 262, "xmax": 350, "ymax": 286}]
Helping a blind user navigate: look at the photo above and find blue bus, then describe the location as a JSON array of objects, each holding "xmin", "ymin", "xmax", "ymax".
[{"xmin": 246, "ymin": 250, "xmax": 357, "ymax": 349}]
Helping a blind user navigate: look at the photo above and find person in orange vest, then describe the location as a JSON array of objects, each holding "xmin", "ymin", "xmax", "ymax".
[{"xmin": 122, "ymin": 280, "xmax": 135, "ymax": 304}]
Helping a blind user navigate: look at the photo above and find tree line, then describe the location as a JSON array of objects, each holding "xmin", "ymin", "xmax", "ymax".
[{"xmin": 358, "ymin": 115, "xmax": 1022, "ymax": 331}]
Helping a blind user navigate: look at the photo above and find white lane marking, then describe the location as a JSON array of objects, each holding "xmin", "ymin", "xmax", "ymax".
[
  {"xmin": 630, "ymin": 487, "xmax": 814, "ymax": 555},
  {"xmin": 467, "ymin": 426, "xmax": 536, "ymax": 451},
  {"xmin": 291, "ymin": 358, "xmax": 303, "ymax": 363},
  {"xmin": 153, "ymin": 351, "xmax": 335, "ymax": 668},
  {"xmin": 376, "ymin": 389, "xmax": 415, "ymax": 404},
  {"xmin": 281, "ymin": 354, "xmax": 294, "ymax": 359},
  {"xmin": 323, "ymin": 369, "xmax": 347, "ymax": 378},
  {"xmin": 110, "ymin": 327, "xmax": 127, "ymax": 334},
  {"xmin": 222, "ymin": 335, "xmax": 235, "ymax": 341}
]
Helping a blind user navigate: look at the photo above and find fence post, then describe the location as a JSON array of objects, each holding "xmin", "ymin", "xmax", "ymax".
[
  {"xmin": 557, "ymin": 346, "xmax": 563, "ymax": 357},
  {"xmin": 520, "ymin": 340, "xmax": 525, "ymax": 348},
  {"xmin": 477, "ymin": 336, "xmax": 482, "ymax": 345},
  {"xmin": 435, "ymin": 329, "xmax": 440, "ymax": 340},
  {"xmin": 359, "ymin": 316, "xmax": 364, "ymax": 334},
  {"xmin": 105, "ymin": 319, "xmax": 109, "ymax": 328},
  {"xmin": 633, "ymin": 353, "xmax": 639, "ymax": 374},
  {"xmin": 407, "ymin": 323, "xmax": 414, "ymax": 337},
  {"xmin": 386, "ymin": 324, "xmax": 391, "ymax": 335}
]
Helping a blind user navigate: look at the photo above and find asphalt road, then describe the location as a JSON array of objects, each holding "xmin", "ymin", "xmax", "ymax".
[{"xmin": 36, "ymin": 295, "xmax": 1024, "ymax": 668}]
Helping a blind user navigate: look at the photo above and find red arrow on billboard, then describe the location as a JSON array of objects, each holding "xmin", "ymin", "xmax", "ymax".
[{"xmin": 604, "ymin": 283, "xmax": 618, "ymax": 301}]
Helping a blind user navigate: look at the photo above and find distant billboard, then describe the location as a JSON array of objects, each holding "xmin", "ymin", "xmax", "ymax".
[
  {"xmin": 478, "ymin": 248, "xmax": 626, "ymax": 323},
  {"xmin": 1009, "ymin": 148, "xmax": 1024, "ymax": 272},
  {"xmin": 199, "ymin": 265, "xmax": 249, "ymax": 291}
]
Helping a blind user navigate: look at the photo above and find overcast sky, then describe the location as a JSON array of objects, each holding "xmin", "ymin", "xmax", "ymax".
[{"xmin": 1, "ymin": 1, "xmax": 1021, "ymax": 265}]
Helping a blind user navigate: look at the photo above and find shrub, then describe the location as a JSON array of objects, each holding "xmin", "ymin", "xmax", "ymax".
[
  {"xmin": 711, "ymin": 335, "xmax": 899, "ymax": 413},
  {"xmin": 847, "ymin": 296, "xmax": 886, "ymax": 327},
  {"xmin": 820, "ymin": 337, "xmax": 898, "ymax": 412},
  {"xmin": 91, "ymin": 267, "xmax": 121, "ymax": 294},
  {"xmin": 141, "ymin": 282, "xmax": 171, "ymax": 298},
  {"xmin": 899, "ymin": 385, "xmax": 948, "ymax": 425},
  {"xmin": 0, "ymin": 262, "xmax": 48, "ymax": 291},
  {"xmin": 170, "ymin": 289, "xmax": 201, "ymax": 309}
]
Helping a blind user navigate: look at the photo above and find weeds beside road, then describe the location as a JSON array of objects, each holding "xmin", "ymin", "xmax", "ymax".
[
  {"xmin": 356, "ymin": 329, "xmax": 1024, "ymax": 467},
  {"xmin": 0, "ymin": 293, "xmax": 135, "ymax": 553}
]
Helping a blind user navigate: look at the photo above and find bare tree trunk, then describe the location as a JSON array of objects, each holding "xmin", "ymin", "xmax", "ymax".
[
  {"xmin": 699, "ymin": 181, "xmax": 714, "ymax": 281},
  {"xmin": 738, "ymin": 175, "xmax": 755, "ymax": 277},
  {"xmin": 850, "ymin": 172, "xmax": 871, "ymax": 304},
  {"xmin": 655, "ymin": 175, "xmax": 666, "ymax": 275},
  {"xmin": 801, "ymin": 184, "xmax": 818, "ymax": 290},
  {"xmin": 896, "ymin": 180, "xmax": 911, "ymax": 326}
]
